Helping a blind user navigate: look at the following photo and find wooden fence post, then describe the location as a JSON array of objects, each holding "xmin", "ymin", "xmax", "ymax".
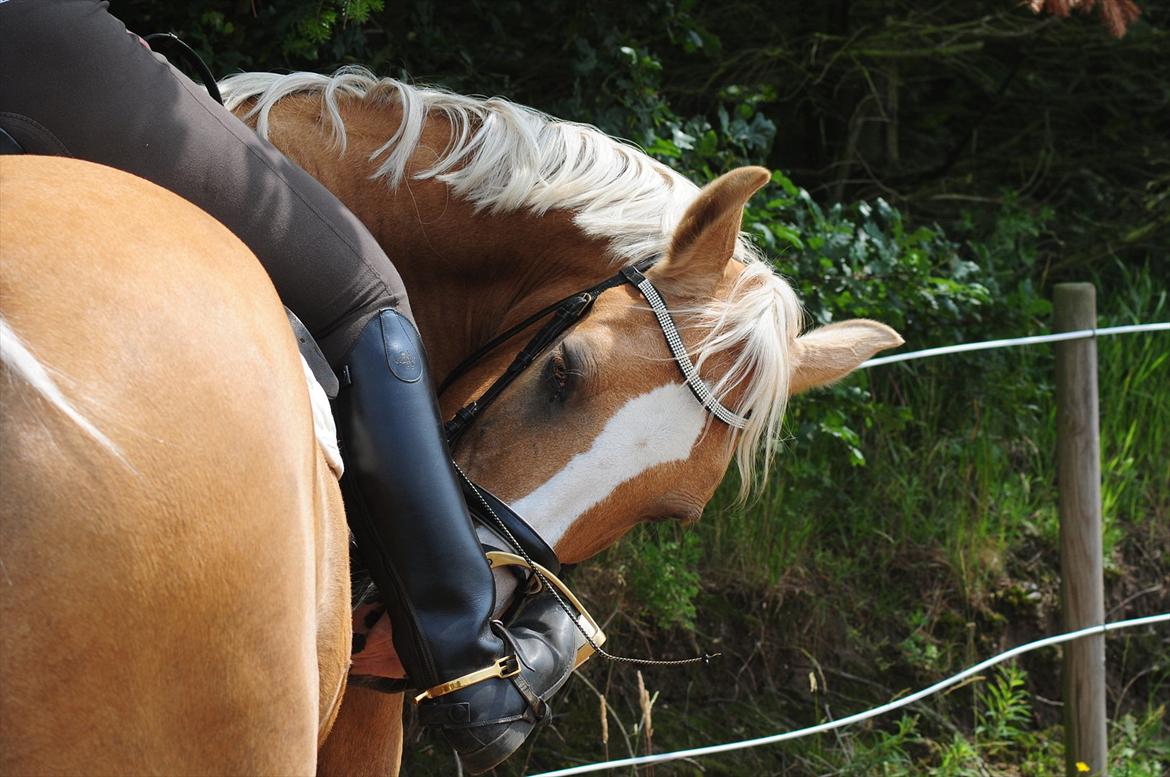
[{"xmin": 1054, "ymin": 283, "xmax": 1108, "ymax": 776}]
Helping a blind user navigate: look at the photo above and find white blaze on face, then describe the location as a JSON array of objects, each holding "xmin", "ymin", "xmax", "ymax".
[{"xmin": 513, "ymin": 382, "xmax": 708, "ymax": 548}]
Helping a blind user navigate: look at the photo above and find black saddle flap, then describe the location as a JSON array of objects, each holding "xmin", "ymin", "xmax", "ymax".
[
  {"xmin": 0, "ymin": 127, "xmax": 24, "ymax": 155},
  {"xmin": 285, "ymin": 307, "xmax": 339, "ymax": 399}
]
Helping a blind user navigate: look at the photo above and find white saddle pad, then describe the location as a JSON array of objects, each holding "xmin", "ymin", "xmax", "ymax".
[{"xmin": 300, "ymin": 355, "xmax": 343, "ymax": 478}]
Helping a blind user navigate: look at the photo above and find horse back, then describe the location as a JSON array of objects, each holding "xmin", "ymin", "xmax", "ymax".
[{"xmin": 0, "ymin": 156, "xmax": 348, "ymax": 775}]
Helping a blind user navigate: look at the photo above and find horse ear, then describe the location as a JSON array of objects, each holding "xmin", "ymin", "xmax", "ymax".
[
  {"xmin": 660, "ymin": 166, "xmax": 771, "ymax": 289},
  {"xmin": 790, "ymin": 319, "xmax": 904, "ymax": 394}
]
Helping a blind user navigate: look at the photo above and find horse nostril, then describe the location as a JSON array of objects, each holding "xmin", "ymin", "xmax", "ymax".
[{"xmin": 652, "ymin": 504, "xmax": 703, "ymax": 526}]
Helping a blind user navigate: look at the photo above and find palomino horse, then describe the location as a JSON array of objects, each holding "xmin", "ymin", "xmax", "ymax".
[
  {"xmin": 0, "ymin": 155, "xmax": 352, "ymax": 774},
  {"xmin": 218, "ymin": 67, "xmax": 902, "ymax": 775},
  {"xmin": 1, "ymin": 70, "xmax": 901, "ymax": 775}
]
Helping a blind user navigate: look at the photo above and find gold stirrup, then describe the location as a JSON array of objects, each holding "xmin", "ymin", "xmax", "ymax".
[
  {"xmin": 486, "ymin": 550, "xmax": 606, "ymax": 671},
  {"xmin": 412, "ymin": 551, "xmax": 606, "ymax": 705}
]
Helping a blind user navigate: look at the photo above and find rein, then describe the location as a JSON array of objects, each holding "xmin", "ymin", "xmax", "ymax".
[
  {"xmin": 441, "ymin": 257, "xmax": 752, "ymax": 669},
  {"xmin": 440, "ymin": 257, "xmax": 654, "ymax": 445}
]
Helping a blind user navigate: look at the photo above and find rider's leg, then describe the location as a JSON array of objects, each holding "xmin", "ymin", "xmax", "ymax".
[
  {"xmin": 0, "ymin": 0, "xmax": 396, "ymax": 364},
  {"xmin": 0, "ymin": 1, "xmax": 578, "ymax": 770},
  {"xmin": 337, "ymin": 310, "xmax": 580, "ymax": 770}
]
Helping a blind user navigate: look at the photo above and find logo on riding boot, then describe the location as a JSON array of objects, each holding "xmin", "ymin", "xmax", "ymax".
[
  {"xmin": 394, "ymin": 350, "xmax": 417, "ymax": 371},
  {"xmin": 378, "ymin": 310, "xmax": 425, "ymax": 383}
]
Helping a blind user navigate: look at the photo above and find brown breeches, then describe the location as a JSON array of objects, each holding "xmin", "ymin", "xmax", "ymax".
[{"xmin": 0, "ymin": 0, "xmax": 411, "ymax": 365}]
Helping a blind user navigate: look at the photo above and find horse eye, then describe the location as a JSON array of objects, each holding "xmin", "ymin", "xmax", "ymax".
[{"xmin": 546, "ymin": 350, "xmax": 570, "ymax": 401}]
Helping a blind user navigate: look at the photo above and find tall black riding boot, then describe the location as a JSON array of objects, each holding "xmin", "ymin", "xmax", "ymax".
[{"xmin": 334, "ymin": 308, "xmax": 581, "ymax": 774}]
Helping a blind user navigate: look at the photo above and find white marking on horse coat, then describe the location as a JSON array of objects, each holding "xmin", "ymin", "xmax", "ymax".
[
  {"xmin": 0, "ymin": 316, "xmax": 128, "ymax": 464},
  {"xmin": 513, "ymin": 383, "xmax": 706, "ymax": 547}
]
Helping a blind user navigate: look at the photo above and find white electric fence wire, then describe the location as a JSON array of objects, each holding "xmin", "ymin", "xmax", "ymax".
[
  {"xmin": 532, "ymin": 612, "xmax": 1170, "ymax": 776},
  {"xmin": 859, "ymin": 322, "xmax": 1170, "ymax": 369}
]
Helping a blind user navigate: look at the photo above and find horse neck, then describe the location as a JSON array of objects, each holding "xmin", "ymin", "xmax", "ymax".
[{"xmin": 269, "ymin": 97, "xmax": 615, "ymax": 381}]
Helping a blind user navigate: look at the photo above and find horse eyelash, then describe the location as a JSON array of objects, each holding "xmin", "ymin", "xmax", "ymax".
[{"xmin": 547, "ymin": 349, "xmax": 570, "ymax": 401}]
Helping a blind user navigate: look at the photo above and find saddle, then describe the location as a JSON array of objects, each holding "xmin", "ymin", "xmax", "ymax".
[
  {"xmin": 0, "ymin": 127, "xmax": 24, "ymax": 155},
  {"xmin": 285, "ymin": 307, "xmax": 339, "ymax": 398}
]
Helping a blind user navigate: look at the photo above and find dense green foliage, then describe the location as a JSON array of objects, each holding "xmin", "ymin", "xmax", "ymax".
[
  {"xmin": 117, "ymin": 1, "xmax": 1169, "ymax": 773},
  {"xmin": 122, "ymin": 0, "xmax": 1169, "ymax": 280}
]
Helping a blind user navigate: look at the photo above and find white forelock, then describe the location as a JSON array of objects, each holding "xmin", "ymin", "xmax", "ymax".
[{"xmin": 218, "ymin": 67, "xmax": 803, "ymax": 494}]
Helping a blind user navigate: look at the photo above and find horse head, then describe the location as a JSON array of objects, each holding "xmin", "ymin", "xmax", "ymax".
[
  {"xmin": 221, "ymin": 68, "xmax": 903, "ymax": 566},
  {"xmin": 445, "ymin": 165, "xmax": 902, "ymax": 563}
]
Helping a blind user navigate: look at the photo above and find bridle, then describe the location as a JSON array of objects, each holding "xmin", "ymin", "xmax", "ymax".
[
  {"xmin": 440, "ymin": 256, "xmax": 748, "ymax": 446},
  {"xmin": 437, "ymin": 256, "xmax": 745, "ymax": 671}
]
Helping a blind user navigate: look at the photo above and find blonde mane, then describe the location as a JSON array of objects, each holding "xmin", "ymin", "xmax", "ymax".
[{"xmin": 219, "ymin": 67, "xmax": 803, "ymax": 495}]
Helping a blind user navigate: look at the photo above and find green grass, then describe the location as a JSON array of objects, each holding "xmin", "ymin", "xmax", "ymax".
[{"xmin": 452, "ymin": 665, "xmax": 1166, "ymax": 775}]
